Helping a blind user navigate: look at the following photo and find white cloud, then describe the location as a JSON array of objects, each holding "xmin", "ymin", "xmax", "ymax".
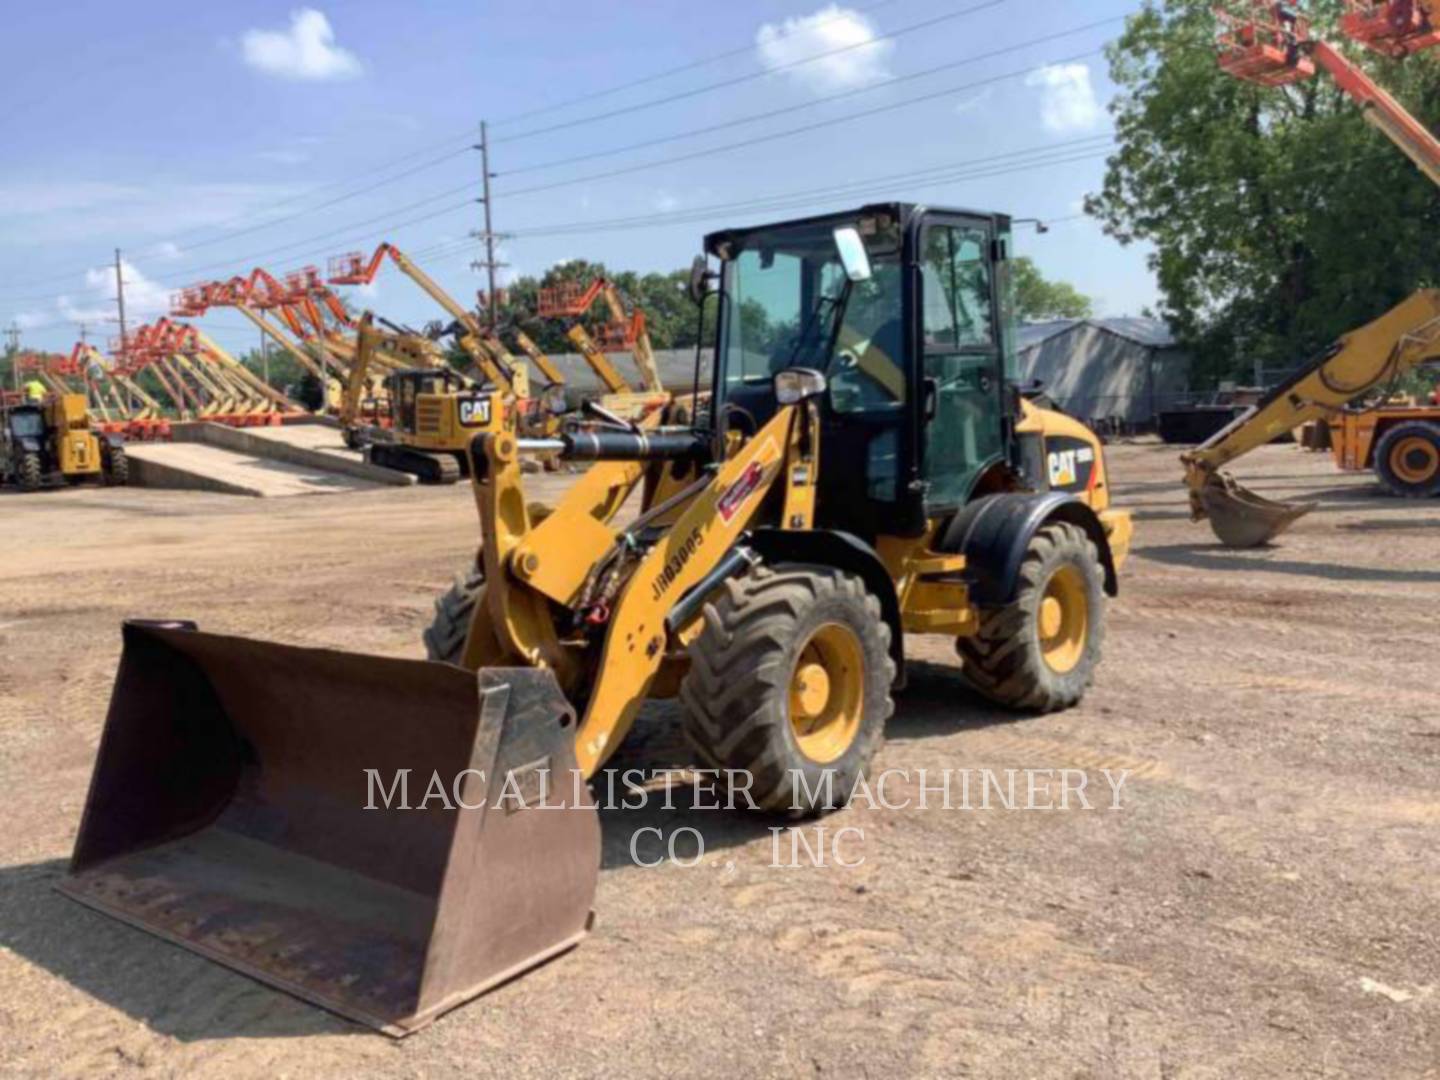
[
  {"xmin": 756, "ymin": 5, "xmax": 894, "ymax": 93},
  {"xmin": 654, "ymin": 191, "xmax": 680, "ymax": 213},
  {"xmin": 16, "ymin": 259, "xmax": 174, "ymax": 335},
  {"xmin": 1025, "ymin": 63, "xmax": 1104, "ymax": 133},
  {"xmin": 153, "ymin": 241, "xmax": 184, "ymax": 260},
  {"xmin": 241, "ymin": 9, "xmax": 361, "ymax": 81}
]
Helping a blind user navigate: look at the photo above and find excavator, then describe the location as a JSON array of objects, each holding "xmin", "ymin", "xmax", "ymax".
[
  {"xmin": 344, "ymin": 313, "xmax": 503, "ymax": 482},
  {"xmin": 1192, "ymin": 1, "xmax": 1440, "ymax": 545},
  {"xmin": 60, "ymin": 203, "xmax": 1133, "ymax": 1034}
]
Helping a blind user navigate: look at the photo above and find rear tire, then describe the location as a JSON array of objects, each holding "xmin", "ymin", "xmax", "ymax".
[
  {"xmin": 1374, "ymin": 421, "xmax": 1440, "ymax": 499},
  {"xmin": 956, "ymin": 522, "xmax": 1105, "ymax": 713},
  {"xmin": 680, "ymin": 564, "xmax": 894, "ymax": 817},
  {"xmin": 16, "ymin": 453, "xmax": 42, "ymax": 492},
  {"xmin": 423, "ymin": 563, "xmax": 485, "ymax": 666}
]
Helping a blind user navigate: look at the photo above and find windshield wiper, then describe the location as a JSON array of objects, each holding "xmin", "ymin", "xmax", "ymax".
[{"xmin": 785, "ymin": 284, "xmax": 852, "ymax": 370}]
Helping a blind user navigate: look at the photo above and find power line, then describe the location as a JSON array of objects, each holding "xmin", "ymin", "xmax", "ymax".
[
  {"xmin": 506, "ymin": 143, "xmax": 1115, "ymax": 240},
  {"xmin": 495, "ymin": 0, "xmax": 1010, "ymax": 146},
  {"xmin": 489, "ymin": 0, "xmax": 911, "ymax": 128},
  {"xmin": 0, "ymin": 2, "xmax": 923, "ymax": 293},
  {"xmin": 0, "ymin": 136, "xmax": 480, "ymax": 296},
  {"xmin": 497, "ymin": 46, "xmax": 1110, "ymax": 201},
  {"xmin": 501, "ymin": 16, "xmax": 1125, "ymax": 179}
]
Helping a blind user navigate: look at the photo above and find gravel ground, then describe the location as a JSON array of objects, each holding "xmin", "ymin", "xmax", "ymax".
[{"xmin": 0, "ymin": 439, "xmax": 1437, "ymax": 1078}]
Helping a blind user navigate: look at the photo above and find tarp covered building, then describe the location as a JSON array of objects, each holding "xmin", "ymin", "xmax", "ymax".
[{"xmin": 1016, "ymin": 318, "xmax": 1191, "ymax": 428}]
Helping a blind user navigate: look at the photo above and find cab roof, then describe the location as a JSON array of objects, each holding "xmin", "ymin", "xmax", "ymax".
[{"xmin": 704, "ymin": 202, "xmax": 1013, "ymax": 257}]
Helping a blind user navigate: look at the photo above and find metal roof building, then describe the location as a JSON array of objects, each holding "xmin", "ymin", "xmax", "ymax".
[{"xmin": 1015, "ymin": 317, "xmax": 1192, "ymax": 427}]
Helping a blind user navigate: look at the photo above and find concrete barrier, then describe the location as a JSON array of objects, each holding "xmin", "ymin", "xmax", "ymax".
[
  {"xmin": 172, "ymin": 420, "xmax": 415, "ymax": 486},
  {"xmin": 126, "ymin": 446, "xmax": 270, "ymax": 497}
]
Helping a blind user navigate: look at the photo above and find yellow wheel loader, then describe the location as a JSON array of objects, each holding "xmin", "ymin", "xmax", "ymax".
[{"xmin": 61, "ymin": 204, "xmax": 1132, "ymax": 1035}]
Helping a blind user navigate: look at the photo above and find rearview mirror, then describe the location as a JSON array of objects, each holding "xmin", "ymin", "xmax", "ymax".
[
  {"xmin": 687, "ymin": 255, "xmax": 714, "ymax": 305},
  {"xmin": 833, "ymin": 226, "xmax": 872, "ymax": 283}
]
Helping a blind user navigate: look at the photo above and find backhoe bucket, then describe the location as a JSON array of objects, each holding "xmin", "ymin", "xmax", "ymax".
[
  {"xmin": 1200, "ymin": 473, "xmax": 1316, "ymax": 548},
  {"xmin": 58, "ymin": 621, "xmax": 599, "ymax": 1036}
]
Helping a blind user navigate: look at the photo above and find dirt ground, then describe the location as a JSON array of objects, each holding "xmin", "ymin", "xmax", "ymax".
[{"xmin": 1, "ymin": 440, "xmax": 1437, "ymax": 1078}]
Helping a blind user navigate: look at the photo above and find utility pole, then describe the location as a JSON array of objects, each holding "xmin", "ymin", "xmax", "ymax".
[
  {"xmin": 112, "ymin": 250, "xmax": 134, "ymax": 411},
  {"xmin": 259, "ymin": 311, "xmax": 271, "ymax": 387},
  {"xmin": 472, "ymin": 120, "xmax": 508, "ymax": 332},
  {"xmin": 113, "ymin": 249, "xmax": 128, "ymax": 350},
  {"xmin": 4, "ymin": 323, "xmax": 19, "ymax": 391}
]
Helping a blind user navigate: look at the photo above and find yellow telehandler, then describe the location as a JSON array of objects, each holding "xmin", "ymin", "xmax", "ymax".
[
  {"xmin": 1184, "ymin": 289, "xmax": 1440, "ymax": 545},
  {"xmin": 61, "ymin": 204, "xmax": 1132, "ymax": 1034},
  {"xmin": 1193, "ymin": 3, "xmax": 1440, "ymax": 545}
]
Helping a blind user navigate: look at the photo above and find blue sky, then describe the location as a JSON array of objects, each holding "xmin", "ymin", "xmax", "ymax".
[{"xmin": 0, "ymin": 0, "xmax": 1158, "ymax": 356}]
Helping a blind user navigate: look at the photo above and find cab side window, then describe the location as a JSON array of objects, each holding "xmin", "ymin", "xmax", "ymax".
[
  {"xmin": 922, "ymin": 227, "xmax": 992, "ymax": 350},
  {"xmin": 918, "ymin": 222, "xmax": 1004, "ymax": 508}
]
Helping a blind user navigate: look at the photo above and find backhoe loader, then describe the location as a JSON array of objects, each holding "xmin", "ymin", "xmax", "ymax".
[{"xmin": 61, "ymin": 204, "xmax": 1132, "ymax": 1035}]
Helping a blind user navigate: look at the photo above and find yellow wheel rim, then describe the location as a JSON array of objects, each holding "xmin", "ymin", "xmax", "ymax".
[
  {"xmin": 1390, "ymin": 436, "xmax": 1439, "ymax": 485},
  {"xmin": 788, "ymin": 623, "xmax": 864, "ymax": 764},
  {"xmin": 1038, "ymin": 565, "xmax": 1089, "ymax": 675}
]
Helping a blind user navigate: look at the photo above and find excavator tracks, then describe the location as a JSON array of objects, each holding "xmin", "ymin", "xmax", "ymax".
[{"xmin": 369, "ymin": 443, "xmax": 463, "ymax": 484}]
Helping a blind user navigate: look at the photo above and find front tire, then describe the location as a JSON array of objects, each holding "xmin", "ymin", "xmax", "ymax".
[
  {"xmin": 16, "ymin": 453, "xmax": 42, "ymax": 492},
  {"xmin": 423, "ymin": 563, "xmax": 485, "ymax": 665},
  {"xmin": 957, "ymin": 522, "xmax": 1106, "ymax": 713},
  {"xmin": 1374, "ymin": 421, "xmax": 1440, "ymax": 499},
  {"xmin": 681, "ymin": 564, "xmax": 894, "ymax": 817},
  {"xmin": 103, "ymin": 445, "xmax": 129, "ymax": 486}
]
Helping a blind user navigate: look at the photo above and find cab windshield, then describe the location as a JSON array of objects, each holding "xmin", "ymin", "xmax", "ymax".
[
  {"xmin": 719, "ymin": 218, "xmax": 904, "ymax": 411},
  {"xmin": 8, "ymin": 410, "xmax": 43, "ymax": 438}
]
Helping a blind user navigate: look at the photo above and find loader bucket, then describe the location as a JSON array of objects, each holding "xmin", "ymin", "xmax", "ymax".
[
  {"xmin": 58, "ymin": 621, "xmax": 599, "ymax": 1036},
  {"xmin": 1200, "ymin": 473, "xmax": 1317, "ymax": 549}
]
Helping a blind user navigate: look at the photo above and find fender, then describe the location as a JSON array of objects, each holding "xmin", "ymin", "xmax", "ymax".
[
  {"xmin": 748, "ymin": 528, "xmax": 905, "ymax": 685},
  {"xmin": 101, "ymin": 433, "xmax": 126, "ymax": 451},
  {"xmin": 939, "ymin": 492, "xmax": 1118, "ymax": 606}
]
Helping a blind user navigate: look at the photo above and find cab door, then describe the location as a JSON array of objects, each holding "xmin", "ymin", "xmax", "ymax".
[{"xmin": 916, "ymin": 216, "xmax": 1007, "ymax": 510}]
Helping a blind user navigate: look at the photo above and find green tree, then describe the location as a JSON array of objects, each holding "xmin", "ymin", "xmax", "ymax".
[
  {"xmin": 1087, "ymin": 0, "xmax": 1440, "ymax": 386},
  {"xmin": 487, "ymin": 260, "xmax": 709, "ymax": 354},
  {"xmin": 1012, "ymin": 256, "xmax": 1096, "ymax": 320}
]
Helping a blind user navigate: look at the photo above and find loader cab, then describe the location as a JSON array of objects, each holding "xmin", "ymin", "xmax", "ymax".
[{"xmin": 705, "ymin": 203, "xmax": 1017, "ymax": 539}]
